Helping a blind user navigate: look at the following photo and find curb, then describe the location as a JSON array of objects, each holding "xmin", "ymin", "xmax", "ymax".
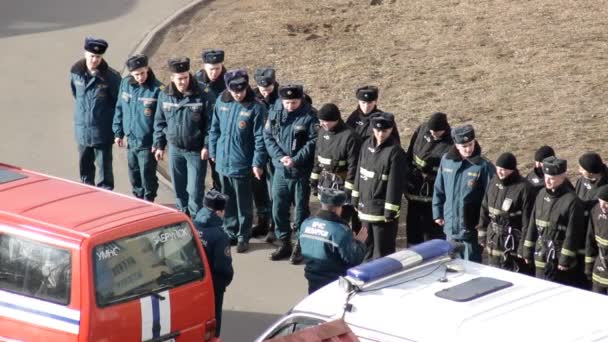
[{"xmin": 121, "ymin": 0, "xmax": 207, "ymax": 189}]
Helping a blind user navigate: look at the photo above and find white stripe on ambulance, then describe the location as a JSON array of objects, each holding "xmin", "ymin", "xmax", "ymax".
[
  {"xmin": 0, "ymin": 289, "xmax": 80, "ymax": 335},
  {"xmin": 140, "ymin": 290, "xmax": 171, "ymax": 340}
]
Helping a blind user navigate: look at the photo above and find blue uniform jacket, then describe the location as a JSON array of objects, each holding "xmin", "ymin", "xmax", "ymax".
[
  {"xmin": 300, "ymin": 210, "xmax": 366, "ymax": 285},
  {"xmin": 432, "ymin": 143, "xmax": 495, "ymax": 240},
  {"xmin": 264, "ymin": 101, "xmax": 318, "ymax": 179},
  {"xmin": 209, "ymin": 89, "xmax": 267, "ymax": 177},
  {"xmin": 194, "ymin": 68, "xmax": 226, "ymax": 148},
  {"xmin": 193, "ymin": 207, "xmax": 234, "ymax": 289},
  {"xmin": 112, "ymin": 69, "xmax": 164, "ymax": 148},
  {"xmin": 153, "ymin": 77, "xmax": 208, "ymax": 151},
  {"xmin": 70, "ymin": 59, "xmax": 121, "ymax": 146}
]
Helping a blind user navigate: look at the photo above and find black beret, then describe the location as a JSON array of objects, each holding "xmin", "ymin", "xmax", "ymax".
[
  {"xmin": 319, "ymin": 188, "xmax": 347, "ymax": 207},
  {"xmin": 356, "ymin": 86, "xmax": 379, "ymax": 102},
  {"xmin": 427, "ymin": 112, "xmax": 449, "ymax": 131},
  {"xmin": 597, "ymin": 185, "xmax": 608, "ymax": 202},
  {"xmin": 84, "ymin": 37, "xmax": 108, "ymax": 54},
  {"xmin": 279, "ymin": 84, "xmax": 304, "ymax": 99},
  {"xmin": 496, "ymin": 152, "xmax": 517, "ymax": 170},
  {"xmin": 451, "ymin": 124, "xmax": 475, "ymax": 144},
  {"xmin": 370, "ymin": 112, "xmax": 395, "ymax": 129},
  {"xmin": 167, "ymin": 57, "xmax": 190, "ymax": 73},
  {"xmin": 534, "ymin": 145, "xmax": 555, "ymax": 163},
  {"xmin": 126, "ymin": 54, "xmax": 148, "ymax": 72},
  {"xmin": 224, "ymin": 69, "xmax": 249, "ymax": 89},
  {"xmin": 254, "ymin": 67, "xmax": 276, "ymax": 87},
  {"xmin": 579, "ymin": 152, "xmax": 605, "ymax": 174},
  {"xmin": 542, "ymin": 156, "xmax": 567, "ymax": 176},
  {"xmin": 203, "ymin": 190, "xmax": 229, "ymax": 211},
  {"xmin": 317, "ymin": 103, "xmax": 341, "ymax": 121},
  {"xmin": 202, "ymin": 49, "xmax": 224, "ymax": 64}
]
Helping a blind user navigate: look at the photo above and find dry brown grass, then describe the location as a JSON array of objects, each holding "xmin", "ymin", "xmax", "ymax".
[{"xmin": 148, "ymin": 0, "xmax": 608, "ymax": 175}]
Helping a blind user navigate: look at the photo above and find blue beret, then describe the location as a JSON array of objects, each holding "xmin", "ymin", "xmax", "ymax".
[
  {"xmin": 224, "ymin": 69, "xmax": 249, "ymax": 89},
  {"xmin": 278, "ymin": 84, "xmax": 304, "ymax": 99},
  {"xmin": 126, "ymin": 54, "xmax": 148, "ymax": 71},
  {"xmin": 167, "ymin": 57, "xmax": 190, "ymax": 73},
  {"xmin": 370, "ymin": 112, "xmax": 395, "ymax": 129},
  {"xmin": 451, "ymin": 124, "xmax": 475, "ymax": 144},
  {"xmin": 319, "ymin": 188, "xmax": 347, "ymax": 207},
  {"xmin": 84, "ymin": 37, "xmax": 108, "ymax": 54},
  {"xmin": 356, "ymin": 86, "xmax": 379, "ymax": 102},
  {"xmin": 254, "ymin": 67, "xmax": 276, "ymax": 87},
  {"xmin": 542, "ymin": 156, "xmax": 567, "ymax": 176},
  {"xmin": 203, "ymin": 190, "xmax": 229, "ymax": 211},
  {"xmin": 202, "ymin": 49, "xmax": 224, "ymax": 64}
]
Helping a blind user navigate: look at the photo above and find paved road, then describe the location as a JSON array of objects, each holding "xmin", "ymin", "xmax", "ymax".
[{"xmin": 0, "ymin": 1, "xmax": 308, "ymax": 340}]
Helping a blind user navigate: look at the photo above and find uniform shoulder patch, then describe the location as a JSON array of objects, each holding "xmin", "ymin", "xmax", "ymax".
[{"xmin": 225, "ymin": 246, "xmax": 231, "ymax": 257}]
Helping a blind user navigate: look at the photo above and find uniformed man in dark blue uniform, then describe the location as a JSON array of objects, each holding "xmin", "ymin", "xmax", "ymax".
[
  {"xmin": 300, "ymin": 188, "xmax": 367, "ymax": 294},
  {"xmin": 250, "ymin": 67, "xmax": 278, "ymax": 241},
  {"xmin": 264, "ymin": 84, "xmax": 318, "ymax": 264},
  {"xmin": 113, "ymin": 54, "xmax": 162, "ymax": 201},
  {"xmin": 195, "ymin": 49, "xmax": 226, "ymax": 192},
  {"xmin": 70, "ymin": 37, "xmax": 121, "ymax": 189},
  {"xmin": 153, "ymin": 57, "xmax": 208, "ymax": 216},
  {"xmin": 193, "ymin": 190, "xmax": 234, "ymax": 338},
  {"xmin": 209, "ymin": 69, "xmax": 267, "ymax": 253}
]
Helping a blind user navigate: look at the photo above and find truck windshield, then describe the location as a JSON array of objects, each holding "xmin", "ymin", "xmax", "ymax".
[
  {"xmin": 0, "ymin": 233, "xmax": 71, "ymax": 305},
  {"xmin": 94, "ymin": 221, "xmax": 205, "ymax": 307}
]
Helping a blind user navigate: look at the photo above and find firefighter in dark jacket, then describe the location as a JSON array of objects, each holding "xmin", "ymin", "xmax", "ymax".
[
  {"xmin": 526, "ymin": 145, "xmax": 556, "ymax": 196},
  {"xmin": 432, "ymin": 125, "xmax": 495, "ymax": 262},
  {"xmin": 195, "ymin": 49, "xmax": 226, "ymax": 192},
  {"xmin": 70, "ymin": 37, "xmax": 121, "ymax": 190},
  {"xmin": 310, "ymin": 103, "xmax": 361, "ymax": 231},
  {"xmin": 522, "ymin": 157, "xmax": 586, "ymax": 286},
  {"xmin": 352, "ymin": 112, "xmax": 406, "ymax": 260},
  {"xmin": 300, "ymin": 188, "xmax": 367, "ymax": 294},
  {"xmin": 519, "ymin": 145, "xmax": 556, "ymax": 266},
  {"xmin": 112, "ymin": 54, "xmax": 162, "ymax": 201},
  {"xmin": 153, "ymin": 57, "xmax": 207, "ymax": 216},
  {"xmin": 477, "ymin": 152, "xmax": 534, "ymax": 270},
  {"xmin": 250, "ymin": 67, "xmax": 279, "ymax": 241},
  {"xmin": 345, "ymin": 86, "xmax": 400, "ymax": 145},
  {"xmin": 193, "ymin": 190, "xmax": 234, "ymax": 337},
  {"xmin": 264, "ymin": 84, "xmax": 318, "ymax": 264},
  {"xmin": 574, "ymin": 152, "xmax": 608, "ymax": 289},
  {"xmin": 404, "ymin": 112, "xmax": 453, "ymax": 244},
  {"xmin": 584, "ymin": 185, "xmax": 608, "ymax": 294}
]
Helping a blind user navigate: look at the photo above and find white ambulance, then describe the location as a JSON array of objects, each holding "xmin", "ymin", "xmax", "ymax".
[{"xmin": 255, "ymin": 240, "xmax": 608, "ymax": 342}]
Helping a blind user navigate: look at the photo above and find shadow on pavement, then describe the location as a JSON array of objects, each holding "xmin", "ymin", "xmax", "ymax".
[
  {"xmin": 0, "ymin": 0, "xmax": 137, "ymax": 38},
  {"xmin": 221, "ymin": 310, "xmax": 282, "ymax": 342}
]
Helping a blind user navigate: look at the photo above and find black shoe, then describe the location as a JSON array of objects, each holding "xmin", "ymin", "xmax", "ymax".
[
  {"xmin": 265, "ymin": 230, "xmax": 277, "ymax": 243},
  {"xmin": 270, "ymin": 242, "xmax": 292, "ymax": 261},
  {"xmin": 290, "ymin": 241, "xmax": 303, "ymax": 265},
  {"xmin": 236, "ymin": 241, "xmax": 249, "ymax": 253},
  {"xmin": 251, "ymin": 217, "xmax": 270, "ymax": 237},
  {"xmin": 229, "ymin": 237, "xmax": 238, "ymax": 246}
]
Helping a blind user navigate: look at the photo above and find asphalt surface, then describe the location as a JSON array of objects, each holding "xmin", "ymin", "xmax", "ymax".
[{"xmin": 0, "ymin": 1, "xmax": 307, "ymax": 340}]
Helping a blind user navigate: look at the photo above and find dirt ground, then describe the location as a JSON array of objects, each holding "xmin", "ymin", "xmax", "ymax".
[{"xmin": 147, "ymin": 0, "xmax": 608, "ymax": 240}]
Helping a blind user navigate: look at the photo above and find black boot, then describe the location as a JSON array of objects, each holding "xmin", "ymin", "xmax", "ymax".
[
  {"xmin": 270, "ymin": 240, "xmax": 292, "ymax": 261},
  {"xmin": 290, "ymin": 240, "xmax": 303, "ymax": 265},
  {"xmin": 265, "ymin": 221, "xmax": 277, "ymax": 243},
  {"xmin": 251, "ymin": 216, "xmax": 269, "ymax": 237}
]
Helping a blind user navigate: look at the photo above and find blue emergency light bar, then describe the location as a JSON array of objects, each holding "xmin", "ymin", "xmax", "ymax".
[{"xmin": 346, "ymin": 239, "xmax": 453, "ymax": 283}]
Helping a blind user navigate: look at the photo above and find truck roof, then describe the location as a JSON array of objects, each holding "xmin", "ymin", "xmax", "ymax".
[
  {"xmin": 295, "ymin": 259, "xmax": 608, "ymax": 342},
  {"xmin": 0, "ymin": 163, "xmax": 176, "ymax": 243}
]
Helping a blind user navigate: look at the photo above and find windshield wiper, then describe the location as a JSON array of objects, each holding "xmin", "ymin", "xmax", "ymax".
[
  {"xmin": 102, "ymin": 283, "xmax": 174, "ymax": 305},
  {"xmin": 156, "ymin": 267, "xmax": 203, "ymax": 286}
]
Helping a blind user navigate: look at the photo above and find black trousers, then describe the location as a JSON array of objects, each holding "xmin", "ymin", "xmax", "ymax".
[
  {"xmin": 406, "ymin": 199, "xmax": 445, "ymax": 245},
  {"xmin": 213, "ymin": 283, "xmax": 226, "ymax": 337},
  {"xmin": 364, "ymin": 220, "xmax": 398, "ymax": 261},
  {"xmin": 78, "ymin": 144, "xmax": 113, "ymax": 190},
  {"xmin": 341, "ymin": 205, "xmax": 361, "ymax": 234}
]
